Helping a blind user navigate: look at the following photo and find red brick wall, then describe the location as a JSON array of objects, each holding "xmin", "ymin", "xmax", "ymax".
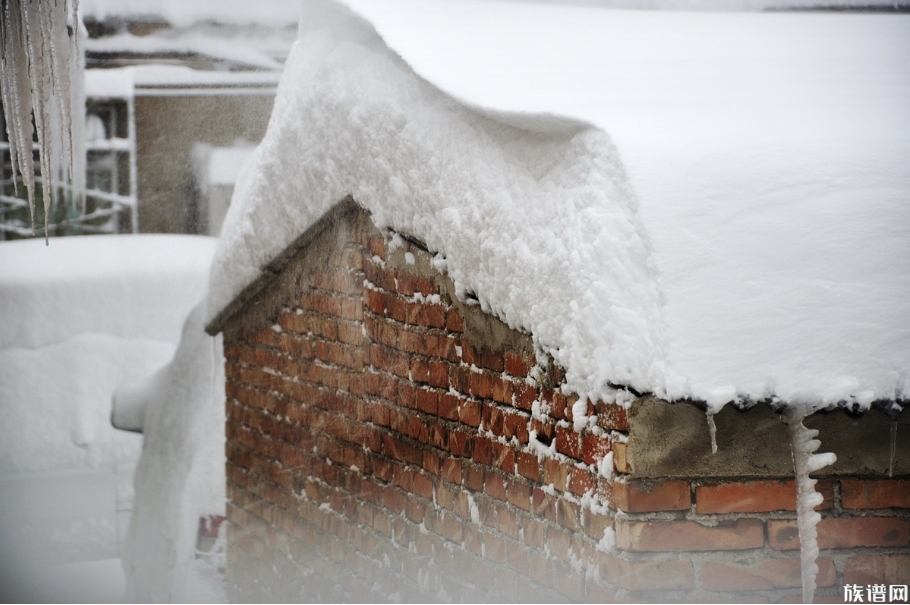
[{"xmin": 220, "ymin": 209, "xmax": 909, "ymax": 602}]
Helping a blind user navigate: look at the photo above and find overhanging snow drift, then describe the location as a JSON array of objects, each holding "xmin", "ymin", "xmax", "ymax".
[
  {"xmin": 208, "ymin": 0, "xmax": 910, "ymax": 410},
  {"xmin": 207, "ymin": 0, "xmax": 670, "ymax": 403}
]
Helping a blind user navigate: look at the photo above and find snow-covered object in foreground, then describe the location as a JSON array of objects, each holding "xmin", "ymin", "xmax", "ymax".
[
  {"xmin": 120, "ymin": 303, "xmax": 226, "ymax": 603},
  {"xmin": 210, "ymin": 0, "xmax": 910, "ymax": 410},
  {"xmin": 0, "ymin": 235, "xmax": 216, "ymax": 474},
  {"xmin": 209, "ymin": 0, "xmax": 670, "ymax": 404}
]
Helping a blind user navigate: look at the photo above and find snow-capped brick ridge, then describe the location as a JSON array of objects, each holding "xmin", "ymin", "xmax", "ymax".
[
  {"xmin": 208, "ymin": 0, "xmax": 910, "ymax": 413},
  {"xmin": 216, "ymin": 206, "xmax": 909, "ymax": 603}
]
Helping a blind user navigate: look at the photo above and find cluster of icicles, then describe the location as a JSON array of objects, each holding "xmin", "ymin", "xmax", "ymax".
[
  {"xmin": 0, "ymin": 0, "xmax": 83, "ymax": 240},
  {"xmin": 708, "ymin": 406, "xmax": 836, "ymax": 604}
]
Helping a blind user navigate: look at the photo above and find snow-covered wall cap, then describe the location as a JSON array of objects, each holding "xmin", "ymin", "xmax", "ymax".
[
  {"xmin": 208, "ymin": 0, "xmax": 910, "ymax": 412},
  {"xmin": 80, "ymin": 0, "xmax": 302, "ymax": 28}
]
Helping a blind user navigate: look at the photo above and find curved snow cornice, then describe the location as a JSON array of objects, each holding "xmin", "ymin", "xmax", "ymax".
[{"xmin": 208, "ymin": 0, "xmax": 910, "ymax": 411}]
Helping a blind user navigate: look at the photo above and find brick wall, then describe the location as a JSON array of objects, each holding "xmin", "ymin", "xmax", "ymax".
[{"xmin": 218, "ymin": 204, "xmax": 909, "ymax": 602}]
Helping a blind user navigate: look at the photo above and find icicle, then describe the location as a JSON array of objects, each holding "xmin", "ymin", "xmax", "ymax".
[
  {"xmin": 707, "ymin": 411, "xmax": 718, "ymax": 454},
  {"xmin": 889, "ymin": 421, "xmax": 897, "ymax": 478},
  {"xmin": 0, "ymin": 0, "xmax": 82, "ymax": 240},
  {"xmin": 786, "ymin": 406, "xmax": 837, "ymax": 604}
]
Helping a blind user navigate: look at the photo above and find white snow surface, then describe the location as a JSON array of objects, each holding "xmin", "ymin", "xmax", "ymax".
[
  {"xmin": 1, "ymin": 235, "xmax": 216, "ymax": 349},
  {"xmin": 81, "ymin": 0, "xmax": 302, "ymax": 28},
  {"xmin": 0, "ymin": 235, "xmax": 216, "ymax": 473},
  {"xmin": 120, "ymin": 303, "xmax": 226, "ymax": 603},
  {"xmin": 209, "ymin": 0, "xmax": 910, "ymax": 410}
]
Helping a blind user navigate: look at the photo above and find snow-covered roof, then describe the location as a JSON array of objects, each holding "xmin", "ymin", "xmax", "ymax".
[{"xmin": 207, "ymin": 0, "xmax": 910, "ymax": 411}]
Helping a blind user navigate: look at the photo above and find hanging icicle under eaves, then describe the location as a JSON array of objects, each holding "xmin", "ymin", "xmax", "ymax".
[{"xmin": 0, "ymin": 0, "xmax": 83, "ymax": 242}]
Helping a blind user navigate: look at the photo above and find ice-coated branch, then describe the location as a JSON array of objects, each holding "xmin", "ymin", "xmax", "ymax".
[
  {"xmin": 786, "ymin": 406, "xmax": 836, "ymax": 604},
  {"xmin": 0, "ymin": 0, "xmax": 81, "ymax": 239}
]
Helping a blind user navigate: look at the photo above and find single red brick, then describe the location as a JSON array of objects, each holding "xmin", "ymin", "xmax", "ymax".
[
  {"xmin": 843, "ymin": 554, "xmax": 910, "ymax": 585},
  {"xmin": 600, "ymin": 555, "xmax": 695, "ymax": 591},
  {"xmin": 581, "ymin": 433, "xmax": 612, "ymax": 466},
  {"xmin": 468, "ymin": 371, "xmax": 493, "ymax": 400},
  {"xmin": 459, "ymin": 399, "xmax": 482, "ymax": 428},
  {"xmin": 492, "ymin": 442, "xmax": 515, "ymax": 473},
  {"xmin": 555, "ymin": 425, "xmax": 581, "ymax": 460},
  {"xmin": 463, "ymin": 464, "xmax": 484, "ymax": 491},
  {"xmin": 542, "ymin": 458, "xmax": 569, "ymax": 492},
  {"xmin": 503, "ymin": 352, "xmax": 531, "ymax": 377},
  {"xmin": 567, "ymin": 467, "xmax": 596, "ymax": 496},
  {"xmin": 841, "ymin": 479, "xmax": 910, "ymax": 510},
  {"xmin": 770, "ymin": 517, "xmax": 910, "ymax": 550},
  {"xmin": 368, "ymin": 238, "xmax": 386, "ymax": 259},
  {"xmin": 412, "ymin": 472, "xmax": 435, "ymax": 500},
  {"xmin": 427, "ymin": 361, "xmax": 449, "ymax": 389},
  {"xmin": 594, "ymin": 401, "xmax": 630, "ymax": 432},
  {"xmin": 513, "ymin": 384, "xmax": 537, "ymax": 411},
  {"xmin": 616, "ymin": 518, "xmax": 764, "ymax": 552},
  {"xmin": 472, "ymin": 436, "xmax": 494, "ymax": 465},
  {"xmin": 440, "ymin": 458, "xmax": 462, "ymax": 484},
  {"xmin": 449, "ymin": 431, "xmax": 473, "ymax": 458},
  {"xmin": 612, "ymin": 442, "xmax": 629, "ymax": 473},
  {"xmin": 415, "ymin": 388, "xmax": 438, "ymax": 415},
  {"xmin": 516, "ymin": 451, "xmax": 539, "ymax": 482},
  {"xmin": 696, "ymin": 479, "xmax": 832, "ymax": 514},
  {"xmin": 492, "ymin": 378, "xmax": 513, "ymax": 405},
  {"xmin": 503, "ymin": 412, "xmax": 530, "ymax": 444},
  {"xmin": 614, "ymin": 480, "xmax": 691, "ymax": 513},
  {"xmin": 438, "ymin": 393, "xmax": 460, "ymax": 421},
  {"xmin": 485, "ymin": 472, "xmax": 507, "ymax": 501},
  {"xmin": 506, "ymin": 479, "xmax": 533, "ymax": 511},
  {"xmin": 445, "ymin": 308, "xmax": 464, "ymax": 332},
  {"xmin": 700, "ymin": 558, "xmax": 836, "ymax": 591}
]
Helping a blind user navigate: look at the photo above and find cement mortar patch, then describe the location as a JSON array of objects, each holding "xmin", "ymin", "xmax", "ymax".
[{"xmin": 626, "ymin": 398, "xmax": 908, "ymax": 479}]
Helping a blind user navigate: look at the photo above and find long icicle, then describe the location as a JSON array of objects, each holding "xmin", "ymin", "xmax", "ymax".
[
  {"xmin": 786, "ymin": 406, "xmax": 836, "ymax": 604},
  {"xmin": 0, "ymin": 0, "xmax": 80, "ymax": 239}
]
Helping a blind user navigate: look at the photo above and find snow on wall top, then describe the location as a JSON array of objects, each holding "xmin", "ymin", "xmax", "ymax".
[
  {"xmin": 80, "ymin": 0, "xmax": 301, "ymax": 28},
  {"xmin": 1, "ymin": 235, "xmax": 217, "ymax": 349},
  {"xmin": 208, "ymin": 0, "xmax": 910, "ymax": 410},
  {"xmin": 85, "ymin": 65, "xmax": 283, "ymax": 98}
]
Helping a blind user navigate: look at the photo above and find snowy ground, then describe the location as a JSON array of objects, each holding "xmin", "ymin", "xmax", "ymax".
[{"xmin": 0, "ymin": 235, "xmax": 215, "ymax": 602}]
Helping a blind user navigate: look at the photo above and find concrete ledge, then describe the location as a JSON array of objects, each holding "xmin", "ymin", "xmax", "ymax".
[{"xmin": 626, "ymin": 398, "xmax": 908, "ymax": 478}]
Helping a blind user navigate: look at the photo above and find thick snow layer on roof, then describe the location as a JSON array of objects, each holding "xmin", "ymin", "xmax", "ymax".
[
  {"xmin": 1, "ymin": 235, "xmax": 216, "ymax": 349},
  {"xmin": 209, "ymin": 0, "xmax": 910, "ymax": 409}
]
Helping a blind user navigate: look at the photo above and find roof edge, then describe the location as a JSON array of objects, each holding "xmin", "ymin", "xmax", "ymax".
[{"xmin": 205, "ymin": 196, "xmax": 360, "ymax": 336}]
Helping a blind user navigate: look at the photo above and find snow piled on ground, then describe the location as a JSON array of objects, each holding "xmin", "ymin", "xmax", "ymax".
[
  {"xmin": 120, "ymin": 304, "xmax": 226, "ymax": 603},
  {"xmin": 209, "ymin": 0, "xmax": 910, "ymax": 410},
  {"xmin": 0, "ymin": 235, "xmax": 215, "ymax": 473}
]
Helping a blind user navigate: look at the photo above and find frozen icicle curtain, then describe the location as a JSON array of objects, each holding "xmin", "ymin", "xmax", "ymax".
[{"xmin": 0, "ymin": 0, "xmax": 81, "ymax": 238}]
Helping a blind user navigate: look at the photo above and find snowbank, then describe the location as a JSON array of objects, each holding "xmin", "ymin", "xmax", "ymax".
[
  {"xmin": 209, "ymin": 0, "xmax": 910, "ymax": 410},
  {"xmin": 120, "ymin": 304, "xmax": 226, "ymax": 603},
  {"xmin": 0, "ymin": 235, "xmax": 216, "ymax": 350},
  {"xmin": 0, "ymin": 235, "xmax": 216, "ymax": 473}
]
